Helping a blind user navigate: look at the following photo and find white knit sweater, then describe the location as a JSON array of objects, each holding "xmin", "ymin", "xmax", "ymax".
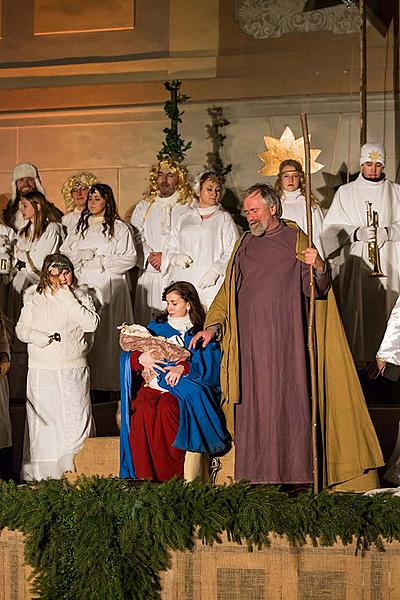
[{"xmin": 16, "ymin": 285, "xmax": 99, "ymax": 370}]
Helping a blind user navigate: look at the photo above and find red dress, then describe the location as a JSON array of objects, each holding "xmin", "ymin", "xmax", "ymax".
[{"xmin": 128, "ymin": 351, "xmax": 189, "ymax": 481}]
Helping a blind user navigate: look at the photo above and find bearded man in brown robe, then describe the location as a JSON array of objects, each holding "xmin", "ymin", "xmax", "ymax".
[{"xmin": 190, "ymin": 183, "xmax": 383, "ymax": 489}]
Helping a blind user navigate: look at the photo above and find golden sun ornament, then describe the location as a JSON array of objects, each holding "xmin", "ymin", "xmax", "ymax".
[{"xmin": 258, "ymin": 126, "xmax": 324, "ymax": 176}]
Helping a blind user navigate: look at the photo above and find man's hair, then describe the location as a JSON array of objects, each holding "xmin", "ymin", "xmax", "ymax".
[
  {"xmin": 242, "ymin": 183, "xmax": 282, "ymax": 218},
  {"xmin": 145, "ymin": 158, "xmax": 193, "ymax": 205}
]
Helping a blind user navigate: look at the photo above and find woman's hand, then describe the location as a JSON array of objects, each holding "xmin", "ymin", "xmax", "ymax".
[
  {"xmin": 138, "ymin": 350, "xmax": 166, "ymax": 372},
  {"xmin": 164, "ymin": 364, "xmax": 184, "ymax": 387}
]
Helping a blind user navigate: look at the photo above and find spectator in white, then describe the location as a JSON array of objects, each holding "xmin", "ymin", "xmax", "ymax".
[
  {"xmin": 368, "ymin": 295, "xmax": 400, "ymax": 484},
  {"xmin": 8, "ymin": 191, "xmax": 63, "ymax": 398},
  {"xmin": 0, "ymin": 217, "xmax": 16, "ymax": 314},
  {"xmin": 61, "ymin": 171, "xmax": 98, "ymax": 235},
  {"xmin": 323, "ymin": 143, "xmax": 400, "ymax": 366},
  {"xmin": 16, "ymin": 253, "xmax": 99, "ymax": 481},
  {"xmin": 162, "ymin": 171, "xmax": 239, "ymax": 309},
  {"xmin": 61, "ymin": 183, "xmax": 137, "ymax": 392},
  {"xmin": 275, "ymin": 159, "xmax": 324, "ymax": 256},
  {"xmin": 130, "ymin": 158, "xmax": 194, "ymax": 325}
]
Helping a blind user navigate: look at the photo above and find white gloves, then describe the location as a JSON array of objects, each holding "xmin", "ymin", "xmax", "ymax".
[
  {"xmin": 80, "ymin": 249, "xmax": 103, "ymax": 271},
  {"xmin": 171, "ymin": 254, "xmax": 193, "ymax": 269},
  {"xmin": 356, "ymin": 226, "xmax": 388, "ymax": 245},
  {"xmin": 80, "ymin": 248, "xmax": 96, "ymax": 262},
  {"xmin": 356, "ymin": 226, "xmax": 375, "ymax": 242},
  {"xmin": 198, "ymin": 268, "xmax": 220, "ymax": 289}
]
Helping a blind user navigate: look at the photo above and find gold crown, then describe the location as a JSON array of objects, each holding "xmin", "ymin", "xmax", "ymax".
[{"xmin": 258, "ymin": 126, "xmax": 324, "ymax": 176}]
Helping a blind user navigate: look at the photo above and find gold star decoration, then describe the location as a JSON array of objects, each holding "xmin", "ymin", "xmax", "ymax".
[
  {"xmin": 258, "ymin": 126, "xmax": 324, "ymax": 176},
  {"xmin": 369, "ymin": 149, "xmax": 382, "ymax": 162}
]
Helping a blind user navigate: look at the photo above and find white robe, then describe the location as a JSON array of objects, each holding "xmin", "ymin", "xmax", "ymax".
[
  {"xmin": 16, "ymin": 285, "xmax": 98, "ymax": 480},
  {"xmin": 8, "ymin": 222, "xmax": 63, "ymax": 399},
  {"xmin": 61, "ymin": 218, "xmax": 137, "ymax": 390},
  {"xmin": 375, "ymin": 296, "xmax": 400, "ymax": 484},
  {"xmin": 281, "ymin": 190, "xmax": 324, "ymax": 257},
  {"xmin": 130, "ymin": 192, "xmax": 190, "ymax": 325},
  {"xmin": 322, "ymin": 175, "xmax": 400, "ymax": 364},
  {"xmin": 161, "ymin": 204, "xmax": 240, "ymax": 309},
  {"xmin": 0, "ymin": 223, "xmax": 16, "ymax": 314},
  {"xmin": 61, "ymin": 209, "xmax": 81, "ymax": 236}
]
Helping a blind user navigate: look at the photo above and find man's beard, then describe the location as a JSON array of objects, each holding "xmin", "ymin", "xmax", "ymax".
[
  {"xmin": 159, "ymin": 184, "xmax": 176, "ymax": 197},
  {"xmin": 249, "ymin": 221, "xmax": 266, "ymax": 237}
]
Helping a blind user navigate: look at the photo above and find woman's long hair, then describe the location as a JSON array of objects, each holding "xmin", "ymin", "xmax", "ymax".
[
  {"xmin": 275, "ymin": 159, "xmax": 319, "ymax": 207},
  {"xmin": 76, "ymin": 183, "xmax": 120, "ymax": 238},
  {"xmin": 19, "ymin": 191, "xmax": 59, "ymax": 240},
  {"xmin": 157, "ymin": 281, "xmax": 206, "ymax": 334},
  {"xmin": 37, "ymin": 253, "xmax": 77, "ymax": 294}
]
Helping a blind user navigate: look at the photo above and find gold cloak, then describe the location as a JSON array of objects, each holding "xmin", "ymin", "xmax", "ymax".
[{"xmin": 205, "ymin": 226, "xmax": 383, "ymax": 491}]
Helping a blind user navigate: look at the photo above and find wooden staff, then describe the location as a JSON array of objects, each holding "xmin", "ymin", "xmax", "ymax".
[
  {"xmin": 300, "ymin": 113, "xmax": 318, "ymax": 494},
  {"xmin": 360, "ymin": 0, "xmax": 367, "ymax": 146}
]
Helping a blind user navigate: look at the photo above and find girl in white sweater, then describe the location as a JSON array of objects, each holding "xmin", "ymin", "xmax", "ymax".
[{"xmin": 16, "ymin": 253, "xmax": 99, "ymax": 481}]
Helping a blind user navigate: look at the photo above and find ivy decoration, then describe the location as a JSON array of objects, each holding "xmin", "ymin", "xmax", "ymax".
[
  {"xmin": 157, "ymin": 80, "xmax": 192, "ymax": 163},
  {"xmin": 205, "ymin": 106, "xmax": 232, "ymax": 184}
]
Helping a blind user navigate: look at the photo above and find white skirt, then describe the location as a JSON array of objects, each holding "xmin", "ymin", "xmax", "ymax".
[{"xmin": 21, "ymin": 366, "xmax": 94, "ymax": 481}]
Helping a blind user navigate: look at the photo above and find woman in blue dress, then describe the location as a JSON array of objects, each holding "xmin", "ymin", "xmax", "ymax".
[{"xmin": 120, "ymin": 281, "xmax": 229, "ymax": 481}]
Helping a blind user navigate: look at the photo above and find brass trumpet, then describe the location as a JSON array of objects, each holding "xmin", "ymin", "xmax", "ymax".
[{"xmin": 365, "ymin": 201, "xmax": 385, "ymax": 277}]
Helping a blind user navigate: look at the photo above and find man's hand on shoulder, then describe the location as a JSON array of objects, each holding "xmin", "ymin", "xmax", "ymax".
[
  {"xmin": 189, "ymin": 328, "xmax": 216, "ymax": 350},
  {"xmin": 303, "ymin": 248, "xmax": 325, "ymax": 273}
]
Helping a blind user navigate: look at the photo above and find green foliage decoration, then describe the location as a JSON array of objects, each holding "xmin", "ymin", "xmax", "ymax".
[
  {"xmin": 205, "ymin": 106, "xmax": 232, "ymax": 184},
  {"xmin": 0, "ymin": 477, "xmax": 399, "ymax": 599},
  {"xmin": 157, "ymin": 80, "xmax": 192, "ymax": 163}
]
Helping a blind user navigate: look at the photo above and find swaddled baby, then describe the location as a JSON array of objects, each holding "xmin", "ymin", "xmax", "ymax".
[{"xmin": 119, "ymin": 323, "xmax": 190, "ymax": 384}]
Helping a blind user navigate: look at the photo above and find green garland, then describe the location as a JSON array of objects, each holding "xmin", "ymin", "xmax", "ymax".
[
  {"xmin": 205, "ymin": 106, "xmax": 232, "ymax": 184},
  {"xmin": 157, "ymin": 80, "xmax": 192, "ymax": 163},
  {"xmin": 0, "ymin": 477, "xmax": 399, "ymax": 599}
]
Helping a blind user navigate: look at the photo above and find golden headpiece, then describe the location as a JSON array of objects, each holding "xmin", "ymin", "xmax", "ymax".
[
  {"xmin": 145, "ymin": 158, "xmax": 193, "ymax": 205},
  {"xmin": 61, "ymin": 171, "xmax": 98, "ymax": 212},
  {"xmin": 258, "ymin": 126, "xmax": 324, "ymax": 176}
]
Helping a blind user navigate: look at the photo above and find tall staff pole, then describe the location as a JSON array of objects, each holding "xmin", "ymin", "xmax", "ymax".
[
  {"xmin": 360, "ymin": 0, "xmax": 367, "ymax": 146},
  {"xmin": 300, "ymin": 113, "xmax": 318, "ymax": 495}
]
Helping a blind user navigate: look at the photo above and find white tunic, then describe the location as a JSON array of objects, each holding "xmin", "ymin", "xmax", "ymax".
[
  {"xmin": 281, "ymin": 190, "xmax": 325, "ymax": 257},
  {"xmin": 130, "ymin": 192, "xmax": 190, "ymax": 324},
  {"xmin": 322, "ymin": 175, "xmax": 400, "ymax": 364},
  {"xmin": 0, "ymin": 223, "xmax": 16, "ymax": 314},
  {"xmin": 62, "ymin": 209, "xmax": 81, "ymax": 236},
  {"xmin": 8, "ymin": 222, "xmax": 63, "ymax": 399},
  {"xmin": 375, "ymin": 296, "xmax": 400, "ymax": 484},
  {"xmin": 16, "ymin": 285, "xmax": 98, "ymax": 481},
  {"xmin": 162, "ymin": 204, "xmax": 240, "ymax": 309},
  {"xmin": 61, "ymin": 218, "xmax": 137, "ymax": 390}
]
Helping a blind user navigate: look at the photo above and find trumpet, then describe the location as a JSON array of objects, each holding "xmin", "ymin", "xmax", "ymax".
[{"xmin": 365, "ymin": 201, "xmax": 385, "ymax": 277}]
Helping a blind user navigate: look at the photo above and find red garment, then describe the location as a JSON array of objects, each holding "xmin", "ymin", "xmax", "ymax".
[{"xmin": 129, "ymin": 351, "xmax": 186, "ymax": 481}]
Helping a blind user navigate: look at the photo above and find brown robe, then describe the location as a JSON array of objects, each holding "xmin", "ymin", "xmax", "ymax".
[
  {"xmin": 234, "ymin": 223, "xmax": 329, "ymax": 483},
  {"xmin": 205, "ymin": 221, "xmax": 384, "ymax": 489}
]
